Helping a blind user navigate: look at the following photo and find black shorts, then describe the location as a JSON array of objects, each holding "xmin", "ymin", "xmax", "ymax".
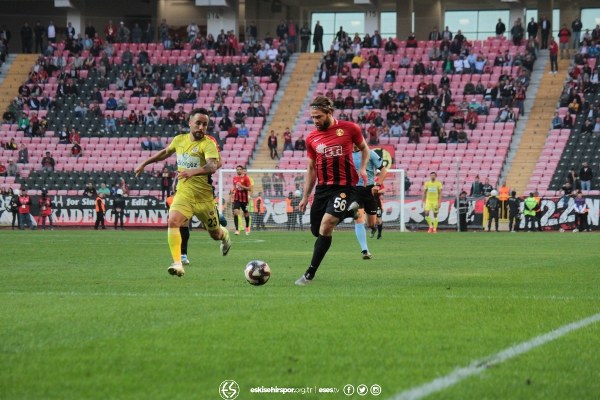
[
  {"xmin": 375, "ymin": 196, "xmax": 383, "ymax": 218},
  {"xmin": 233, "ymin": 201, "xmax": 248, "ymax": 212},
  {"xmin": 355, "ymin": 185, "xmax": 378, "ymax": 215},
  {"xmin": 310, "ymin": 185, "xmax": 356, "ymax": 232}
]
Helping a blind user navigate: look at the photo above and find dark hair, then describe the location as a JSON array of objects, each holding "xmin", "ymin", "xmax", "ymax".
[
  {"xmin": 310, "ymin": 95, "xmax": 335, "ymax": 114},
  {"xmin": 188, "ymin": 108, "xmax": 210, "ymax": 120},
  {"xmin": 511, "ymin": 191, "xmax": 516, "ymax": 196}
]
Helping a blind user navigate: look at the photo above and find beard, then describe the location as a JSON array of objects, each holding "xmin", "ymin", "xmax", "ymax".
[
  {"xmin": 192, "ymin": 131, "xmax": 205, "ymax": 140},
  {"xmin": 317, "ymin": 118, "xmax": 331, "ymax": 131}
]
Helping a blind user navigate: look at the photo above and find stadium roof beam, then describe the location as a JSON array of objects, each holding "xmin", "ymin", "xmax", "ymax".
[
  {"xmin": 195, "ymin": 0, "xmax": 230, "ymax": 6},
  {"xmin": 54, "ymin": 0, "xmax": 74, "ymax": 6}
]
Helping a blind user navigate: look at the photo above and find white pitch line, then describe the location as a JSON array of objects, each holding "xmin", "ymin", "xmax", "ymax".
[{"xmin": 389, "ymin": 311, "xmax": 600, "ymax": 400}]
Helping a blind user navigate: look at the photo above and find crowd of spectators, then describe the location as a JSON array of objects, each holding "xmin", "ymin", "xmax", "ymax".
[{"xmin": 313, "ymin": 24, "xmax": 538, "ymax": 144}]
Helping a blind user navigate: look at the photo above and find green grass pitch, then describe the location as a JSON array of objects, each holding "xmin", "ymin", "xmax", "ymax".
[{"xmin": 1, "ymin": 229, "xmax": 599, "ymax": 400}]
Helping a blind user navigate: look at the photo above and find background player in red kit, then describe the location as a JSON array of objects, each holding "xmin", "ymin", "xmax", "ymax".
[
  {"xmin": 231, "ymin": 164, "xmax": 252, "ymax": 235},
  {"xmin": 295, "ymin": 96, "xmax": 370, "ymax": 285}
]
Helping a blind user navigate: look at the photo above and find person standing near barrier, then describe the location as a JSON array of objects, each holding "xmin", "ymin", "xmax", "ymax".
[
  {"xmin": 498, "ymin": 181, "xmax": 510, "ymax": 219},
  {"xmin": 486, "ymin": 190, "xmax": 501, "ymax": 232},
  {"xmin": 113, "ymin": 189, "xmax": 126, "ymax": 230},
  {"xmin": 458, "ymin": 191, "xmax": 469, "ymax": 232},
  {"xmin": 507, "ymin": 191, "xmax": 522, "ymax": 232},
  {"xmin": 572, "ymin": 191, "xmax": 589, "ymax": 232},
  {"xmin": 94, "ymin": 192, "xmax": 106, "ymax": 230},
  {"xmin": 523, "ymin": 193, "xmax": 538, "ymax": 232},
  {"xmin": 38, "ymin": 189, "xmax": 54, "ymax": 230}
]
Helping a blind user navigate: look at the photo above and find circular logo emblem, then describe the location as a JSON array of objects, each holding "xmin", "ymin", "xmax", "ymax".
[
  {"xmin": 370, "ymin": 384, "xmax": 382, "ymax": 396},
  {"xmin": 357, "ymin": 384, "xmax": 369, "ymax": 396},
  {"xmin": 336, "ymin": 128, "xmax": 344, "ymax": 136},
  {"xmin": 219, "ymin": 380, "xmax": 240, "ymax": 400},
  {"xmin": 343, "ymin": 384, "xmax": 355, "ymax": 396}
]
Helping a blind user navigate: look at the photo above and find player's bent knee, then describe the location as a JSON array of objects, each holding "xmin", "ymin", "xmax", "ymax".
[{"xmin": 310, "ymin": 225, "xmax": 320, "ymax": 237}]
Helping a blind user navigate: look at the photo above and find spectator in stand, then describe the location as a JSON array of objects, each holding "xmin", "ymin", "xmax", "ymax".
[
  {"xmin": 71, "ymin": 141, "xmax": 82, "ymax": 157},
  {"xmin": 563, "ymin": 112, "xmax": 574, "ymax": 129},
  {"xmin": 496, "ymin": 18, "xmax": 507, "ymax": 38},
  {"xmin": 527, "ymin": 18, "xmax": 538, "ymax": 39},
  {"xmin": 542, "ymin": 37, "xmax": 558, "ymax": 75},
  {"xmin": 268, "ymin": 130, "xmax": 279, "ymax": 159},
  {"xmin": 558, "ymin": 24, "xmax": 571, "ymax": 59},
  {"xmin": 384, "ymin": 37, "xmax": 397, "ymax": 54},
  {"xmin": 104, "ymin": 114, "xmax": 117, "ymax": 134},
  {"xmin": 7, "ymin": 159, "xmax": 18, "ymax": 177},
  {"xmin": 579, "ymin": 162, "xmax": 593, "ymax": 191},
  {"xmin": 97, "ymin": 182, "xmax": 110, "ymax": 196},
  {"xmin": 295, "ymin": 135, "xmax": 306, "ymax": 151},
  {"xmin": 105, "ymin": 93, "xmax": 117, "ymax": 110},
  {"xmin": 457, "ymin": 129, "xmax": 468, "ymax": 143},
  {"xmin": 495, "ymin": 105, "xmax": 515, "ymax": 123},
  {"xmin": 151, "ymin": 137, "xmax": 164, "ymax": 150},
  {"xmin": 141, "ymin": 136, "xmax": 152, "ymax": 151},
  {"xmin": 540, "ymin": 16, "xmax": 551, "ymax": 49},
  {"xmin": 551, "ymin": 112, "xmax": 563, "ymax": 129},
  {"xmin": 69, "ymin": 128, "xmax": 80, "ymax": 144},
  {"xmin": 581, "ymin": 118, "xmax": 595, "ymax": 134},
  {"xmin": 572, "ymin": 16, "xmax": 583, "ymax": 50},
  {"xmin": 466, "ymin": 107, "xmax": 478, "ymax": 130},
  {"xmin": 18, "ymin": 143, "xmax": 28, "ymax": 163},
  {"xmin": 41, "ymin": 152, "xmax": 55, "ymax": 172},
  {"xmin": 282, "ymin": 128, "xmax": 293, "ymax": 151},
  {"xmin": 0, "ymin": 160, "xmax": 6, "ymax": 177},
  {"xmin": 118, "ymin": 177, "xmax": 129, "ymax": 196},
  {"xmin": 145, "ymin": 108, "xmax": 159, "ymax": 125},
  {"xmin": 511, "ymin": 18, "xmax": 525, "ymax": 45},
  {"xmin": 57, "ymin": 127, "xmax": 69, "ymax": 144},
  {"xmin": 82, "ymin": 182, "xmax": 97, "ymax": 198},
  {"xmin": 593, "ymin": 117, "xmax": 600, "ymax": 133},
  {"xmin": 406, "ymin": 32, "xmax": 417, "ymax": 48},
  {"xmin": 4, "ymin": 138, "xmax": 18, "ymax": 151},
  {"xmin": 238, "ymin": 122, "xmax": 249, "ymax": 138}
]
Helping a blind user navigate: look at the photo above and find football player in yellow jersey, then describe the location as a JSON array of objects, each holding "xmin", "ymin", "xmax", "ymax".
[
  {"xmin": 422, "ymin": 171, "xmax": 443, "ymax": 233},
  {"xmin": 135, "ymin": 108, "xmax": 231, "ymax": 277}
]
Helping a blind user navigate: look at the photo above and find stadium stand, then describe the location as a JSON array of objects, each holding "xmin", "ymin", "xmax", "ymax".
[{"xmin": 0, "ymin": 40, "xmax": 285, "ymax": 196}]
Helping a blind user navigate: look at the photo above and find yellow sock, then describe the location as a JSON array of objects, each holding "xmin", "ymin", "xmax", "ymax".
[
  {"xmin": 220, "ymin": 226, "xmax": 229, "ymax": 242},
  {"xmin": 168, "ymin": 227, "xmax": 182, "ymax": 263},
  {"xmin": 425, "ymin": 216, "xmax": 431, "ymax": 227},
  {"xmin": 433, "ymin": 217, "xmax": 439, "ymax": 229}
]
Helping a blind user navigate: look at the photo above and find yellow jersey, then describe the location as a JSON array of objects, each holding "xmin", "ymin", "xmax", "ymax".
[
  {"xmin": 423, "ymin": 180, "xmax": 443, "ymax": 203},
  {"xmin": 168, "ymin": 133, "xmax": 220, "ymax": 202}
]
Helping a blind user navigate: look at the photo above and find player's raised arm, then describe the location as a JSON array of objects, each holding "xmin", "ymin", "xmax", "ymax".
[{"xmin": 135, "ymin": 148, "xmax": 175, "ymax": 177}]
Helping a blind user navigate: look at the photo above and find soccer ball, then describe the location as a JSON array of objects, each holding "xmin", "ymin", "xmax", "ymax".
[{"xmin": 244, "ymin": 260, "xmax": 271, "ymax": 286}]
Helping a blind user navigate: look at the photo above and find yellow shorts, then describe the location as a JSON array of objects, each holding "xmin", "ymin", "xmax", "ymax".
[
  {"xmin": 170, "ymin": 194, "xmax": 221, "ymax": 232},
  {"xmin": 424, "ymin": 200, "xmax": 439, "ymax": 213}
]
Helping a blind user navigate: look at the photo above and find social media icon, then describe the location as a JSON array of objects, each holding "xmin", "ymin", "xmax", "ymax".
[
  {"xmin": 219, "ymin": 380, "xmax": 240, "ymax": 400},
  {"xmin": 343, "ymin": 384, "xmax": 355, "ymax": 396},
  {"xmin": 371, "ymin": 384, "xmax": 382, "ymax": 396},
  {"xmin": 357, "ymin": 384, "xmax": 368, "ymax": 396}
]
